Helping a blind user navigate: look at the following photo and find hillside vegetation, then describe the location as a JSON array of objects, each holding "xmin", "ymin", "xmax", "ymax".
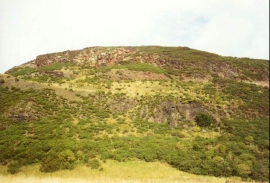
[{"xmin": 0, "ymin": 46, "xmax": 269, "ymax": 181}]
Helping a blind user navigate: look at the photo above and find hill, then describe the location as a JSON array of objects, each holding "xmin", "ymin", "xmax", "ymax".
[{"xmin": 0, "ymin": 46, "xmax": 269, "ymax": 181}]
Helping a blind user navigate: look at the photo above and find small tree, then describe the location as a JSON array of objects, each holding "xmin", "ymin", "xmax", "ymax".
[{"xmin": 195, "ymin": 112, "xmax": 216, "ymax": 127}]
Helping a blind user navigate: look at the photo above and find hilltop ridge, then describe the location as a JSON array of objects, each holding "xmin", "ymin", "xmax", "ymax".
[{"xmin": 5, "ymin": 46, "xmax": 269, "ymax": 85}]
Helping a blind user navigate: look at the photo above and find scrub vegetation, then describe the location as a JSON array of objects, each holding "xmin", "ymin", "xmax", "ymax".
[{"xmin": 0, "ymin": 46, "xmax": 269, "ymax": 182}]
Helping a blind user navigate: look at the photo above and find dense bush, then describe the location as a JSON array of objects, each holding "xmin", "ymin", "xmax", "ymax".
[
  {"xmin": 7, "ymin": 162, "xmax": 21, "ymax": 174},
  {"xmin": 87, "ymin": 159, "xmax": 101, "ymax": 169},
  {"xmin": 40, "ymin": 155, "xmax": 61, "ymax": 172},
  {"xmin": 195, "ymin": 112, "xmax": 216, "ymax": 127}
]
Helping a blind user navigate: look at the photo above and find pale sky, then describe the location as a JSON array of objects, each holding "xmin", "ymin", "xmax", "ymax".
[{"xmin": 0, "ymin": 0, "xmax": 269, "ymax": 73}]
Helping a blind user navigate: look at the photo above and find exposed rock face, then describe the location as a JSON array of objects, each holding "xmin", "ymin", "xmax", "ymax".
[
  {"xmin": 43, "ymin": 71, "xmax": 64, "ymax": 77},
  {"xmin": 36, "ymin": 54, "xmax": 66, "ymax": 67},
  {"xmin": 140, "ymin": 101, "xmax": 216, "ymax": 128},
  {"xmin": 34, "ymin": 47, "xmax": 136, "ymax": 68},
  {"xmin": 175, "ymin": 102, "xmax": 208, "ymax": 121},
  {"xmin": 104, "ymin": 70, "xmax": 168, "ymax": 80}
]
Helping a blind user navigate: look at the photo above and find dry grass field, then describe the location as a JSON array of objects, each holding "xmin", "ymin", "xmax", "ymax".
[{"xmin": 0, "ymin": 160, "xmax": 257, "ymax": 183}]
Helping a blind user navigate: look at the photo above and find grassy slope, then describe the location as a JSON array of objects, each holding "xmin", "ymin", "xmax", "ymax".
[{"xmin": 0, "ymin": 46, "xmax": 269, "ymax": 182}]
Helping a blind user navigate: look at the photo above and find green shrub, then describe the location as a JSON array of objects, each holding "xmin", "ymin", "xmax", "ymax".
[
  {"xmin": 40, "ymin": 156, "xmax": 61, "ymax": 172},
  {"xmin": 87, "ymin": 159, "xmax": 101, "ymax": 169},
  {"xmin": 60, "ymin": 161, "xmax": 76, "ymax": 170},
  {"xmin": 7, "ymin": 162, "xmax": 21, "ymax": 174},
  {"xmin": 236, "ymin": 163, "xmax": 252, "ymax": 177},
  {"xmin": 195, "ymin": 112, "xmax": 216, "ymax": 127}
]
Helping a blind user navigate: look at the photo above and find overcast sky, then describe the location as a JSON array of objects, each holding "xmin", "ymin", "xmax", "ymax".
[{"xmin": 0, "ymin": 0, "xmax": 269, "ymax": 73}]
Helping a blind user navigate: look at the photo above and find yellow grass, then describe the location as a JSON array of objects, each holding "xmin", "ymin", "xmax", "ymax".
[
  {"xmin": 0, "ymin": 74, "xmax": 82, "ymax": 101},
  {"xmin": 0, "ymin": 160, "xmax": 257, "ymax": 183}
]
